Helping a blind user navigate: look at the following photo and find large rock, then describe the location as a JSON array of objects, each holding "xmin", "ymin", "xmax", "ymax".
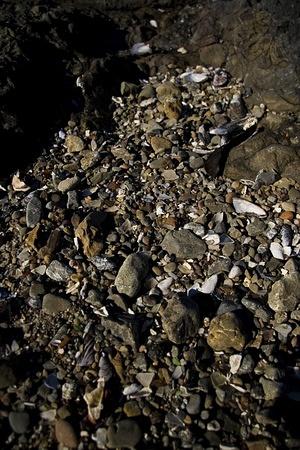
[
  {"xmin": 161, "ymin": 229, "xmax": 207, "ymax": 259},
  {"xmin": 224, "ymin": 138, "xmax": 300, "ymax": 182},
  {"xmin": 207, "ymin": 311, "xmax": 248, "ymax": 352},
  {"xmin": 107, "ymin": 419, "xmax": 142, "ymax": 449},
  {"xmin": 268, "ymin": 272, "xmax": 300, "ymax": 312},
  {"xmin": 115, "ymin": 253, "xmax": 149, "ymax": 298},
  {"xmin": 161, "ymin": 296, "xmax": 201, "ymax": 344}
]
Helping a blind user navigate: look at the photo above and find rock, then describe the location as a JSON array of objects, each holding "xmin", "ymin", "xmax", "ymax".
[
  {"xmin": 156, "ymin": 81, "xmax": 182, "ymax": 120},
  {"xmin": 55, "ymin": 419, "xmax": 78, "ymax": 448},
  {"xmin": 161, "ymin": 229, "xmax": 207, "ymax": 259},
  {"xmin": 57, "ymin": 175, "xmax": 79, "ymax": 193},
  {"xmin": 123, "ymin": 401, "xmax": 141, "ymax": 417},
  {"xmin": 260, "ymin": 377, "xmax": 283, "ymax": 401},
  {"xmin": 65, "ymin": 135, "xmax": 84, "ymax": 153},
  {"xmin": 186, "ymin": 394, "xmax": 201, "ymax": 415},
  {"xmin": 161, "ymin": 296, "xmax": 201, "ymax": 344},
  {"xmin": 107, "ymin": 419, "xmax": 142, "ymax": 449},
  {"xmin": 207, "ymin": 312, "xmax": 248, "ymax": 352},
  {"xmin": 46, "ymin": 260, "xmax": 73, "ymax": 282},
  {"xmin": 29, "ymin": 281, "xmax": 45, "ymax": 299},
  {"xmin": 268, "ymin": 272, "xmax": 300, "ymax": 312},
  {"xmin": 101, "ymin": 317, "xmax": 138, "ymax": 349},
  {"xmin": 138, "ymin": 84, "xmax": 155, "ymax": 101},
  {"xmin": 42, "ymin": 294, "xmax": 71, "ymax": 315},
  {"xmin": 8, "ymin": 412, "xmax": 30, "ymax": 434},
  {"xmin": 75, "ymin": 212, "xmax": 106, "ymax": 258},
  {"xmin": 115, "ymin": 253, "xmax": 149, "ymax": 298},
  {"xmin": 0, "ymin": 364, "xmax": 16, "ymax": 388},
  {"xmin": 26, "ymin": 195, "xmax": 42, "ymax": 228},
  {"xmin": 150, "ymin": 136, "xmax": 172, "ymax": 154}
]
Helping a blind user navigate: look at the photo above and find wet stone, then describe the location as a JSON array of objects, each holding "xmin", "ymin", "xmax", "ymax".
[
  {"xmin": 161, "ymin": 296, "xmax": 200, "ymax": 344},
  {"xmin": 107, "ymin": 419, "xmax": 142, "ymax": 449},
  {"xmin": 42, "ymin": 294, "xmax": 71, "ymax": 315},
  {"xmin": 207, "ymin": 312, "xmax": 248, "ymax": 352},
  {"xmin": 9, "ymin": 412, "xmax": 30, "ymax": 434},
  {"xmin": 161, "ymin": 229, "xmax": 207, "ymax": 260},
  {"xmin": 26, "ymin": 195, "xmax": 42, "ymax": 228},
  {"xmin": 115, "ymin": 253, "xmax": 149, "ymax": 298}
]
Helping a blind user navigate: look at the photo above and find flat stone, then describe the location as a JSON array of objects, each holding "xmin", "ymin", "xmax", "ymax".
[
  {"xmin": 29, "ymin": 281, "xmax": 45, "ymax": 299},
  {"xmin": 115, "ymin": 253, "xmax": 149, "ymax": 298},
  {"xmin": 26, "ymin": 195, "xmax": 42, "ymax": 228},
  {"xmin": 107, "ymin": 419, "xmax": 142, "ymax": 449},
  {"xmin": 150, "ymin": 136, "xmax": 172, "ymax": 154},
  {"xmin": 161, "ymin": 296, "xmax": 200, "ymax": 344},
  {"xmin": 8, "ymin": 412, "xmax": 30, "ymax": 434},
  {"xmin": 207, "ymin": 312, "xmax": 248, "ymax": 352},
  {"xmin": 161, "ymin": 229, "xmax": 207, "ymax": 260},
  {"xmin": 46, "ymin": 260, "xmax": 73, "ymax": 282},
  {"xmin": 0, "ymin": 364, "xmax": 16, "ymax": 388},
  {"xmin": 55, "ymin": 419, "xmax": 78, "ymax": 448},
  {"xmin": 42, "ymin": 294, "xmax": 71, "ymax": 315},
  {"xmin": 57, "ymin": 175, "xmax": 79, "ymax": 193},
  {"xmin": 186, "ymin": 394, "xmax": 201, "ymax": 415},
  {"xmin": 101, "ymin": 317, "xmax": 138, "ymax": 349},
  {"xmin": 268, "ymin": 272, "xmax": 300, "ymax": 312},
  {"xmin": 260, "ymin": 377, "xmax": 283, "ymax": 401},
  {"xmin": 65, "ymin": 135, "xmax": 84, "ymax": 153}
]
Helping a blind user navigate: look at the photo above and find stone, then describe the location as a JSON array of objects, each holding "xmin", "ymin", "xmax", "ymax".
[
  {"xmin": 156, "ymin": 81, "xmax": 181, "ymax": 102},
  {"xmin": 101, "ymin": 317, "xmax": 138, "ymax": 349},
  {"xmin": 246, "ymin": 218, "xmax": 266, "ymax": 237},
  {"xmin": 55, "ymin": 419, "xmax": 78, "ymax": 448},
  {"xmin": 268, "ymin": 272, "xmax": 300, "ymax": 312},
  {"xmin": 260, "ymin": 377, "xmax": 283, "ymax": 401},
  {"xmin": 161, "ymin": 296, "xmax": 201, "ymax": 344},
  {"xmin": 107, "ymin": 419, "xmax": 142, "ymax": 448},
  {"xmin": 123, "ymin": 401, "xmax": 141, "ymax": 417},
  {"xmin": 75, "ymin": 212, "xmax": 106, "ymax": 258},
  {"xmin": 115, "ymin": 253, "xmax": 149, "ymax": 298},
  {"xmin": 150, "ymin": 136, "xmax": 172, "ymax": 154},
  {"xmin": 42, "ymin": 294, "xmax": 71, "ymax": 315},
  {"xmin": 138, "ymin": 84, "xmax": 155, "ymax": 101},
  {"xmin": 207, "ymin": 312, "xmax": 248, "ymax": 352},
  {"xmin": 57, "ymin": 175, "xmax": 79, "ymax": 193},
  {"xmin": 161, "ymin": 229, "xmax": 207, "ymax": 260},
  {"xmin": 46, "ymin": 260, "xmax": 73, "ymax": 282},
  {"xmin": 186, "ymin": 394, "xmax": 201, "ymax": 415},
  {"xmin": 65, "ymin": 135, "xmax": 84, "ymax": 153},
  {"xmin": 29, "ymin": 281, "xmax": 45, "ymax": 299},
  {"xmin": 0, "ymin": 363, "xmax": 16, "ymax": 388},
  {"xmin": 8, "ymin": 412, "xmax": 30, "ymax": 434},
  {"xmin": 26, "ymin": 195, "xmax": 42, "ymax": 228}
]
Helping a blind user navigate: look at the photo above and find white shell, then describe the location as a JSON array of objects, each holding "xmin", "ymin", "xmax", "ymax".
[
  {"xmin": 150, "ymin": 19, "xmax": 158, "ymax": 28},
  {"xmin": 229, "ymin": 354, "xmax": 242, "ymax": 374},
  {"xmin": 199, "ymin": 274, "xmax": 218, "ymax": 294},
  {"xmin": 270, "ymin": 242, "xmax": 285, "ymax": 260},
  {"xmin": 233, "ymin": 198, "xmax": 266, "ymax": 217},
  {"xmin": 130, "ymin": 43, "xmax": 152, "ymax": 56},
  {"xmin": 185, "ymin": 72, "xmax": 209, "ymax": 83}
]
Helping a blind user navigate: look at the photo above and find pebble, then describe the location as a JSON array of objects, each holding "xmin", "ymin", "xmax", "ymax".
[
  {"xmin": 42, "ymin": 293, "xmax": 71, "ymax": 315},
  {"xmin": 107, "ymin": 419, "xmax": 142, "ymax": 448},
  {"xmin": 0, "ymin": 363, "xmax": 16, "ymax": 388},
  {"xmin": 55, "ymin": 419, "xmax": 78, "ymax": 448},
  {"xmin": 65, "ymin": 135, "xmax": 84, "ymax": 153},
  {"xmin": 161, "ymin": 229, "xmax": 207, "ymax": 259},
  {"xmin": 268, "ymin": 272, "xmax": 300, "ymax": 311},
  {"xmin": 26, "ymin": 195, "xmax": 42, "ymax": 228},
  {"xmin": 207, "ymin": 312, "xmax": 248, "ymax": 352},
  {"xmin": 115, "ymin": 252, "xmax": 149, "ymax": 298},
  {"xmin": 46, "ymin": 260, "xmax": 73, "ymax": 282},
  {"xmin": 8, "ymin": 412, "xmax": 30, "ymax": 434},
  {"xmin": 57, "ymin": 175, "xmax": 79, "ymax": 193},
  {"xmin": 186, "ymin": 394, "xmax": 201, "ymax": 415}
]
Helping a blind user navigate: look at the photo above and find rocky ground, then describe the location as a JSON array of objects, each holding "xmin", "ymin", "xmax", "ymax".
[{"xmin": 0, "ymin": 1, "xmax": 300, "ymax": 450}]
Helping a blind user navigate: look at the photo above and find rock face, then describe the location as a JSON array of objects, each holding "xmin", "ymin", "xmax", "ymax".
[
  {"xmin": 268, "ymin": 272, "xmax": 300, "ymax": 312},
  {"xmin": 207, "ymin": 312, "xmax": 248, "ymax": 352},
  {"xmin": 161, "ymin": 230, "xmax": 207, "ymax": 260},
  {"xmin": 161, "ymin": 296, "xmax": 201, "ymax": 344},
  {"xmin": 115, "ymin": 253, "xmax": 149, "ymax": 298}
]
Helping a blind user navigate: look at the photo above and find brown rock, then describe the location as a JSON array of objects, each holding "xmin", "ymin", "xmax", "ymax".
[
  {"xmin": 25, "ymin": 224, "xmax": 41, "ymax": 251},
  {"xmin": 207, "ymin": 312, "xmax": 248, "ymax": 352},
  {"xmin": 55, "ymin": 419, "xmax": 78, "ymax": 448},
  {"xmin": 65, "ymin": 135, "xmax": 84, "ymax": 153},
  {"xmin": 150, "ymin": 136, "xmax": 172, "ymax": 154},
  {"xmin": 279, "ymin": 211, "xmax": 294, "ymax": 221},
  {"xmin": 75, "ymin": 212, "xmax": 106, "ymax": 257}
]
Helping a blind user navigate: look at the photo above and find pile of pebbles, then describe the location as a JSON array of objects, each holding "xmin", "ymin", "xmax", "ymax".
[{"xmin": 0, "ymin": 65, "xmax": 300, "ymax": 449}]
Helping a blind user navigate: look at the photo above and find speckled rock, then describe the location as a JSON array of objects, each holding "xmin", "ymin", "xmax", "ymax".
[
  {"xmin": 161, "ymin": 229, "xmax": 207, "ymax": 260},
  {"xmin": 207, "ymin": 312, "xmax": 248, "ymax": 352},
  {"xmin": 115, "ymin": 252, "xmax": 149, "ymax": 298},
  {"xmin": 42, "ymin": 293, "xmax": 71, "ymax": 315},
  {"xmin": 268, "ymin": 272, "xmax": 300, "ymax": 312}
]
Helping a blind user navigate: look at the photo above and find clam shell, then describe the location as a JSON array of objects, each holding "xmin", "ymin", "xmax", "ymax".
[{"xmin": 130, "ymin": 43, "xmax": 152, "ymax": 56}]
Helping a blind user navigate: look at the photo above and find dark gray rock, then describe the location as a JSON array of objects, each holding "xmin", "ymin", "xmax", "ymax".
[
  {"xmin": 9, "ymin": 412, "xmax": 30, "ymax": 434},
  {"xmin": 115, "ymin": 253, "xmax": 149, "ymax": 298},
  {"xmin": 26, "ymin": 195, "xmax": 42, "ymax": 228},
  {"xmin": 0, "ymin": 363, "xmax": 16, "ymax": 389},
  {"xmin": 107, "ymin": 419, "xmax": 142, "ymax": 448},
  {"xmin": 161, "ymin": 229, "xmax": 207, "ymax": 260},
  {"xmin": 161, "ymin": 296, "xmax": 200, "ymax": 344}
]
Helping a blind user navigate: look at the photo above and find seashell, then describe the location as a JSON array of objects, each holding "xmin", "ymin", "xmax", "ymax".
[
  {"xmin": 199, "ymin": 274, "xmax": 218, "ymax": 294},
  {"xmin": 270, "ymin": 242, "xmax": 285, "ymax": 260},
  {"xmin": 233, "ymin": 198, "xmax": 266, "ymax": 217},
  {"xmin": 12, "ymin": 171, "xmax": 30, "ymax": 192},
  {"xmin": 136, "ymin": 372, "xmax": 154, "ymax": 388},
  {"xmin": 281, "ymin": 224, "xmax": 293, "ymax": 247},
  {"xmin": 229, "ymin": 354, "xmax": 242, "ymax": 374},
  {"xmin": 130, "ymin": 43, "xmax": 152, "ymax": 56},
  {"xmin": 84, "ymin": 379, "xmax": 105, "ymax": 423}
]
